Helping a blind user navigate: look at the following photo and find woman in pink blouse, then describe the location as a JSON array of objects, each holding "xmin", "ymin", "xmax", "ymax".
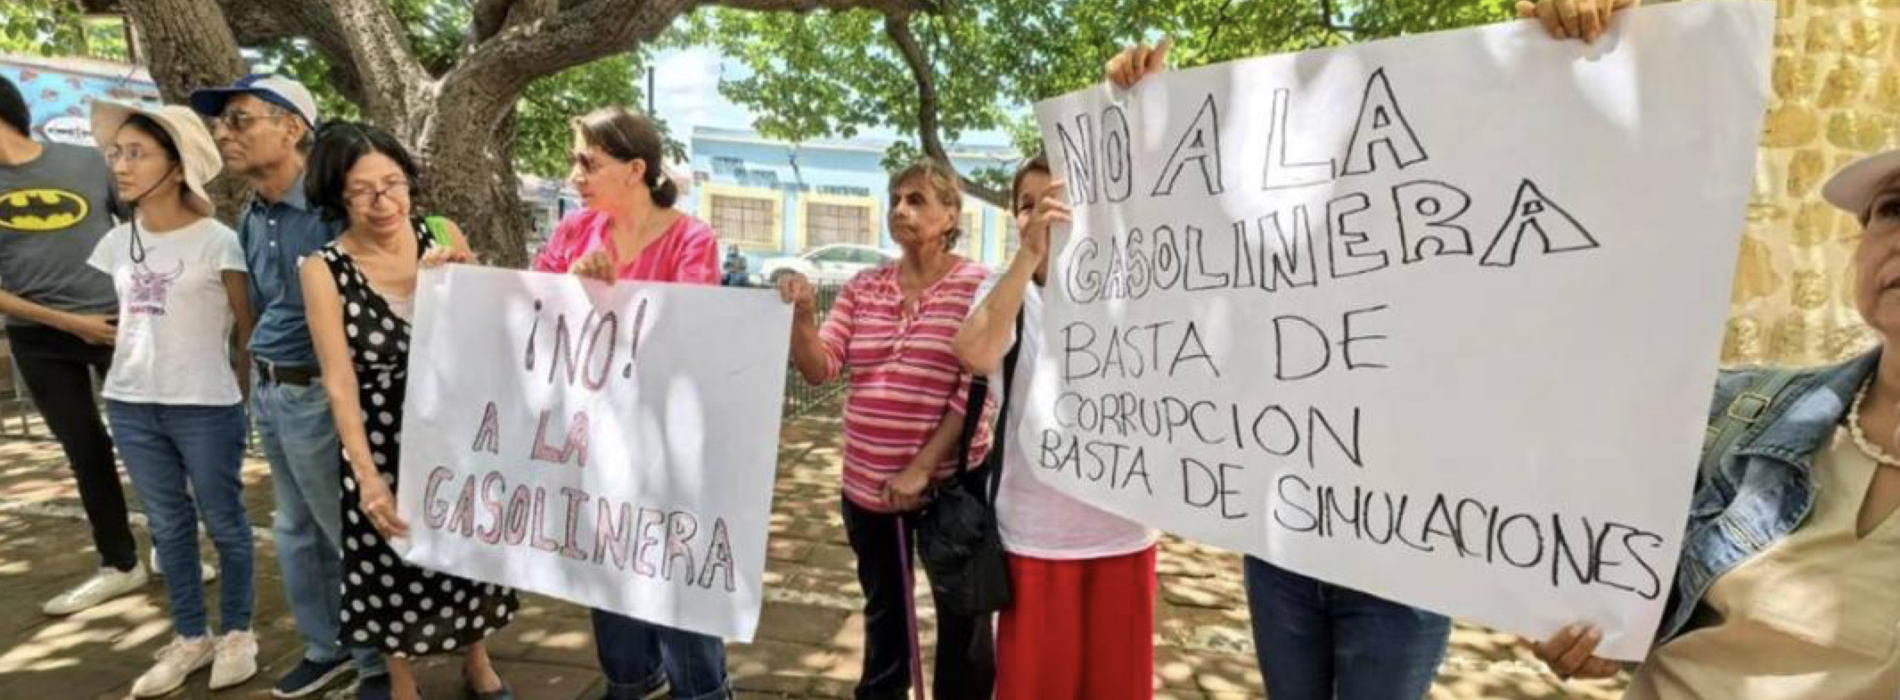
[
  {"xmin": 532, "ymin": 111, "xmax": 717, "ymax": 285},
  {"xmin": 533, "ymin": 106, "xmax": 731, "ymax": 700},
  {"xmin": 777, "ymin": 159, "xmax": 996, "ymax": 700}
]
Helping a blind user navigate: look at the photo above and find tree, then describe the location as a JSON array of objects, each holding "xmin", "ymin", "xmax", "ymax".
[
  {"xmin": 242, "ymin": 1, "xmax": 647, "ymax": 178},
  {"xmin": 2, "ymin": 1, "xmax": 131, "ymax": 61},
  {"xmin": 8, "ymin": 0, "xmax": 1511, "ymax": 261},
  {"xmin": 702, "ymin": 0, "xmax": 1514, "ymax": 206},
  {"xmin": 16, "ymin": 0, "xmax": 933, "ymax": 266}
]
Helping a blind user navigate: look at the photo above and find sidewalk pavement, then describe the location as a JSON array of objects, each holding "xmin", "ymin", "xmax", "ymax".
[{"xmin": 0, "ymin": 405, "xmax": 1628, "ymax": 699}]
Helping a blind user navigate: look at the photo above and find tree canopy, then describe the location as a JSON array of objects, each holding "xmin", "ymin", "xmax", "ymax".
[{"xmin": 2, "ymin": 0, "xmax": 1516, "ymax": 260}]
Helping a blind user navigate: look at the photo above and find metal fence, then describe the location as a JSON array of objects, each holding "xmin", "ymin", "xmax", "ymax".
[{"xmin": 781, "ymin": 281, "xmax": 850, "ymax": 419}]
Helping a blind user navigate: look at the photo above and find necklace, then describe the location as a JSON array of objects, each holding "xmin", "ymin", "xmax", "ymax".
[{"xmin": 1846, "ymin": 377, "xmax": 1900, "ymax": 468}]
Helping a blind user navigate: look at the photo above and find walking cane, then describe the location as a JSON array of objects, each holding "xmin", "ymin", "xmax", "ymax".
[{"xmin": 897, "ymin": 519, "xmax": 927, "ymax": 700}]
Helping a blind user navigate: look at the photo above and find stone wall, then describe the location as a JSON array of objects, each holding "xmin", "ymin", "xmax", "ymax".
[{"xmin": 1725, "ymin": 0, "xmax": 1898, "ymax": 365}]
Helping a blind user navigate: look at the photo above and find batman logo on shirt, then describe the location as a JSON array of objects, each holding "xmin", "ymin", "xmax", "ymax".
[{"xmin": 0, "ymin": 189, "xmax": 90, "ymax": 232}]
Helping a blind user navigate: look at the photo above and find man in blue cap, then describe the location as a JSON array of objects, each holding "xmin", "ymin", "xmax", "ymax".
[{"xmin": 190, "ymin": 74, "xmax": 389, "ymax": 700}]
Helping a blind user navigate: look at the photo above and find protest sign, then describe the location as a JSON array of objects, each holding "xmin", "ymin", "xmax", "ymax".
[
  {"xmin": 1026, "ymin": 2, "xmax": 1774, "ymax": 660},
  {"xmin": 396, "ymin": 266, "xmax": 791, "ymax": 641}
]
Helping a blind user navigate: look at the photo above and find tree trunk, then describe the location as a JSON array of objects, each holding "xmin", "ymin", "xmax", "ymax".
[
  {"xmin": 115, "ymin": 0, "xmax": 946, "ymax": 264},
  {"xmin": 420, "ymin": 112, "xmax": 533, "ymax": 268},
  {"xmin": 883, "ymin": 11, "xmax": 1008, "ymax": 209}
]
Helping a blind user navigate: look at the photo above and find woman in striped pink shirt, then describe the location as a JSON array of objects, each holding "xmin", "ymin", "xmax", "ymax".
[{"xmin": 778, "ymin": 159, "xmax": 996, "ymax": 700}]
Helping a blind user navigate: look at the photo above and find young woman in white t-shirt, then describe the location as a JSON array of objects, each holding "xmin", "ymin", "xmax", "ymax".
[
  {"xmin": 85, "ymin": 103, "xmax": 257, "ymax": 698},
  {"xmin": 956, "ymin": 155, "xmax": 1162, "ymax": 699}
]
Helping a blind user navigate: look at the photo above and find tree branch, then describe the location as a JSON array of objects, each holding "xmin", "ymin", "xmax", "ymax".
[
  {"xmin": 709, "ymin": 0, "xmax": 932, "ymax": 11},
  {"xmin": 471, "ymin": 0, "xmax": 514, "ymax": 43},
  {"xmin": 118, "ymin": 0, "xmax": 245, "ymax": 103},
  {"xmin": 1315, "ymin": 0, "xmax": 1368, "ymax": 39},
  {"xmin": 446, "ymin": 0, "xmax": 687, "ymax": 109},
  {"xmin": 882, "ymin": 11, "xmax": 1006, "ymax": 208},
  {"xmin": 472, "ymin": 0, "xmax": 560, "ymax": 45},
  {"xmin": 195, "ymin": 1, "xmax": 370, "ymax": 108},
  {"xmin": 319, "ymin": 0, "xmax": 432, "ymax": 134}
]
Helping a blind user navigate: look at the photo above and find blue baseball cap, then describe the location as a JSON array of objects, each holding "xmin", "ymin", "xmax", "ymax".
[{"xmin": 189, "ymin": 74, "xmax": 318, "ymax": 127}]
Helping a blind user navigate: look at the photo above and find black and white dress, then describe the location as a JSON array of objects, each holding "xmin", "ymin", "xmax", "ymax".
[{"xmin": 322, "ymin": 221, "xmax": 518, "ymax": 658}]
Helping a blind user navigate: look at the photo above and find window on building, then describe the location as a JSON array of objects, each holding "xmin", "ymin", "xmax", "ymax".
[
  {"xmin": 960, "ymin": 210, "xmax": 985, "ymax": 262},
  {"xmin": 819, "ymin": 185, "xmax": 872, "ymax": 198},
  {"xmin": 807, "ymin": 201, "xmax": 876, "ymax": 248},
  {"xmin": 708, "ymin": 193, "xmax": 777, "ymax": 250},
  {"xmin": 1003, "ymin": 213, "xmax": 1021, "ymax": 262}
]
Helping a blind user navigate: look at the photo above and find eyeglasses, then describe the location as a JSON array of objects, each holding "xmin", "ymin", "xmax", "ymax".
[
  {"xmin": 343, "ymin": 181, "xmax": 411, "ymax": 210},
  {"xmin": 104, "ymin": 146, "xmax": 162, "ymax": 165},
  {"xmin": 569, "ymin": 150, "xmax": 626, "ymax": 175},
  {"xmin": 209, "ymin": 110, "xmax": 287, "ymax": 134}
]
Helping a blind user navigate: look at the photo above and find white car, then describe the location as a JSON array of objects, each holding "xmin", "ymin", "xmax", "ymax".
[{"xmin": 755, "ymin": 244, "xmax": 899, "ymax": 286}]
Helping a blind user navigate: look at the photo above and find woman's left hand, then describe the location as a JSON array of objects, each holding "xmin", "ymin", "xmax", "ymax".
[
  {"xmin": 358, "ymin": 472, "xmax": 411, "ymax": 540},
  {"xmin": 420, "ymin": 247, "xmax": 475, "ymax": 269},
  {"xmin": 885, "ymin": 467, "xmax": 933, "ymax": 512}
]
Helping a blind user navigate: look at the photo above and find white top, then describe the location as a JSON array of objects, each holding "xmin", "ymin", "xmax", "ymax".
[
  {"xmin": 88, "ymin": 217, "xmax": 247, "ymax": 405},
  {"xmin": 982, "ymin": 282, "xmax": 1160, "ymax": 560}
]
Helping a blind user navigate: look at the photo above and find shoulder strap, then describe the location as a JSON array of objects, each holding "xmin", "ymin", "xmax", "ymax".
[
  {"xmin": 953, "ymin": 375, "xmax": 989, "ymax": 477},
  {"xmin": 1699, "ymin": 369, "xmax": 1801, "ymax": 478},
  {"xmin": 981, "ymin": 309, "xmax": 1027, "ymax": 503},
  {"xmin": 950, "ymin": 305, "xmax": 1029, "ymax": 504}
]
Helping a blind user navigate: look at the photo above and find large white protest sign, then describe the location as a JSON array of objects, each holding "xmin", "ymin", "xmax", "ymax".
[
  {"xmin": 1025, "ymin": 2, "xmax": 1772, "ymax": 660},
  {"xmin": 396, "ymin": 266, "xmax": 791, "ymax": 641}
]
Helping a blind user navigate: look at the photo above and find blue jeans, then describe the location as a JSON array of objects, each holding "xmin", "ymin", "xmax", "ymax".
[
  {"xmin": 252, "ymin": 376, "xmax": 384, "ymax": 675},
  {"xmin": 591, "ymin": 609, "xmax": 732, "ymax": 700},
  {"xmin": 1244, "ymin": 557, "xmax": 1450, "ymax": 700},
  {"xmin": 107, "ymin": 401, "xmax": 254, "ymax": 638}
]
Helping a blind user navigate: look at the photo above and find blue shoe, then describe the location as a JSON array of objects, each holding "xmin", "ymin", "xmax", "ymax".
[
  {"xmin": 356, "ymin": 673, "xmax": 393, "ymax": 700},
  {"xmin": 272, "ymin": 657, "xmax": 354, "ymax": 699},
  {"xmin": 465, "ymin": 678, "xmax": 513, "ymax": 700}
]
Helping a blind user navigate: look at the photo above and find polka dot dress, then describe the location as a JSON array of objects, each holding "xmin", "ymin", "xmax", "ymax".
[{"xmin": 320, "ymin": 221, "xmax": 518, "ymax": 658}]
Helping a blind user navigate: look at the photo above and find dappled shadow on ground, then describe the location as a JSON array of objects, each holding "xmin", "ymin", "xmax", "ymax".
[{"xmin": 1, "ymin": 402, "xmax": 1629, "ymax": 699}]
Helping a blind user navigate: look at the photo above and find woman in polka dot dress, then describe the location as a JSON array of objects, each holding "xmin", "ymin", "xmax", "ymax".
[{"xmin": 298, "ymin": 122, "xmax": 517, "ymax": 700}]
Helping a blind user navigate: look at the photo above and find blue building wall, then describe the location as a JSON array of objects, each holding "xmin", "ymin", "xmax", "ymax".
[{"xmin": 681, "ymin": 126, "xmax": 1020, "ymax": 268}]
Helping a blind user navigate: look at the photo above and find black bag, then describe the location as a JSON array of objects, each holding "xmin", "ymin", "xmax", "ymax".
[{"xmin": 915, "ymin": 311, "xmax": 1024, "ymax": 617}]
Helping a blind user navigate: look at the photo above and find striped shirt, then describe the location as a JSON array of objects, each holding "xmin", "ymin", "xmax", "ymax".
[{"xmin": 816, "ymin": 259, "xmax": 994, "ymax": 512}]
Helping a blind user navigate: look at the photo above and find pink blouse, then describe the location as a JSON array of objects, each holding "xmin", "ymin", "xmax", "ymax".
[{"xmin": 532, "ymin": 208, "xmax": 719, "ymax": 284}]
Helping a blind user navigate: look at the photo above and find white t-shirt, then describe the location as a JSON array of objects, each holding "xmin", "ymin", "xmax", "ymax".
[
  {"xmin": 982, "ymin": 282, "xmax": 1159, "ymax": 560},
  {"xmin": 88, "ymin": 217, "xmax": 247, "ymax": 405}
]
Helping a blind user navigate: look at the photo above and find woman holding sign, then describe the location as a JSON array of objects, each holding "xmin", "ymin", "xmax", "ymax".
[
  {"xmin": 1525, "ymin": 1, "xmax": 1900, "ymax": 697},
  {"xmin": 300, "ymin": 122, "xmax": 518, "ymax": 700},
  {"xmin": 778, "ymin": 159, "xmax": 998, "ymax": 700},
  {"xmin": 954, "ymin": 155, "xmax": 1161, "ymax": 699},
  {"xmin": 531, "ymin": 105, "xmax": 732, "ymax": 700},
  {"xmin": 1106, "ymin": 42, "xmax": 1453, "ymax": 700}
]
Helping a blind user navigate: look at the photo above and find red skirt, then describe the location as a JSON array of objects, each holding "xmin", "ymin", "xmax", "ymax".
[{"xmin": 995, "ymin": 546, "xmax": 1159, "ymax": 700}]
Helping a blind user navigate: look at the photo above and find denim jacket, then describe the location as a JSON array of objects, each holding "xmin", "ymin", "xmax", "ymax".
[{"xmin": 1659, "ymin": 349, "xmax": 1878, "ymax": 644}]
